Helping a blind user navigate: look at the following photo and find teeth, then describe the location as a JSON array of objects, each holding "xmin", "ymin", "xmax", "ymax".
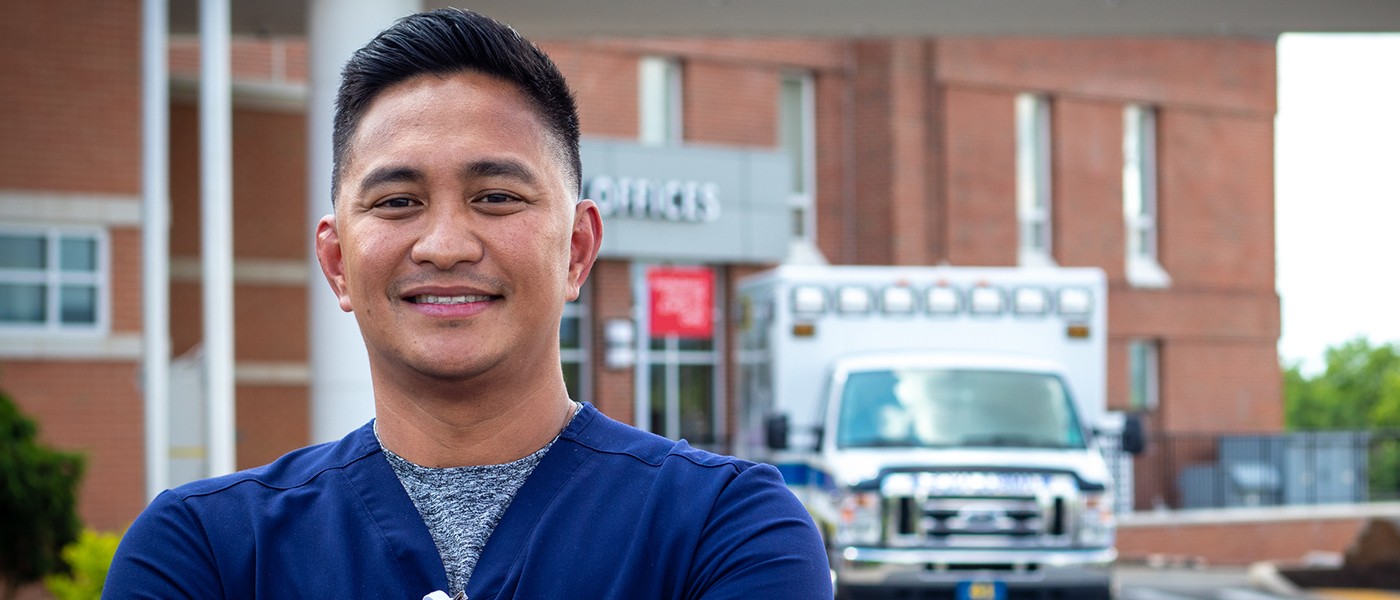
[{"xmin": 413, "ymin": 294, "xmax": 492, "ymax": 305}]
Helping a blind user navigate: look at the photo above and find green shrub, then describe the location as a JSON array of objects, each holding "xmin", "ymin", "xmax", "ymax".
[
  {"xmin": 44, "ymin": 530, "xmax": 122, "ymax": 600},
  {"xmin": 0, "ymin": 387, "xmax": 85, "ymax": 600}
]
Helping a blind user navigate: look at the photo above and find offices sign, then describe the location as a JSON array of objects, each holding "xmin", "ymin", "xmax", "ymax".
[
  {"xmin": 580, "ymin": 138, "xmax": 790, "ymax": 262},
  {"xmin": 584, "ymin": 176, "xmax": 721, "ymax": 223}
]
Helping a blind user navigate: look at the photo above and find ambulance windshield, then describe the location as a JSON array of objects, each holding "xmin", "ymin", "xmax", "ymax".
[{"xmin": 836, "ymin": 368, "xmax": 1087, "ymax": 450}]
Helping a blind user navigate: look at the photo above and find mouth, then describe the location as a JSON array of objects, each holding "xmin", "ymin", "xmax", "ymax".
[{"xmin": 406, "ymin": 294, "xmax": 499, "ymax": 305}]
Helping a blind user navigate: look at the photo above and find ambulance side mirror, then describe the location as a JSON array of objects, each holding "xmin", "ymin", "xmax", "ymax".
[
  {"xmin": 1120, "ymin": 414, "xmax": 1146, "ymax": 455},
  {"xmin": 765, "ymin": 414, "xmax": 789, "ymax": 450}
]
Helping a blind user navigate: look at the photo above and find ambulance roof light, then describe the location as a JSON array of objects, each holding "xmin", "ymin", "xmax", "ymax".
[
  {"xmin": 969, "ymin": 287, "xmax": 1005, "ymax": 315},
  {"xmin": 1057, "ymin": 287, "xmax": 1093, "ymax": 317},
  {"xmin": 792, "ymin": 285, "xmax": 827, "ymax": 315},
  {"xmin": 1013, "ymin": 287, "xmax": 1050, "ymax": 316},
  {"xmin": 881, "ymin": 286, "xmax": 917, "ymax": 314},
  {"xmin": 926, "ymin": 286, "xmax": 961, "ymax": 315},
  {"xmin": 837, "ymin": 286, "xmax": 873, "ymax": 315}
]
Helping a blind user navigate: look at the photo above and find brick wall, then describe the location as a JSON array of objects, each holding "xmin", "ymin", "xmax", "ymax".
[
  {"xmin": 539, "ymin": 41, "xmax": 639, "ymax": 139},
  {"xmin": 170, "ymin": 36, "xmax": 308, "ymax": 83},
  {"xmin": 1050, "ymin": 98, "xmax": 1125, "ymax": 274},
  {"xmin": 930, "ymin": 38, "xmax": 1280, "ymax": 432},
  {"xmin": 0, "ymin": 0, "xmax": 147, "ymax": 536},
  {"xmin": 4, "ymin": 19, "xmax": 1288, "ymax": 542},
  {"xmin": 942, "ymin": 86, "xmax": 1020, "ymax": 266},
  {"xmin": 933, "ymin": 38, "xmax": 1276, "ymax": 115},
  {"xmin": 814, "ymin": 67, "xmax": 852, "ymax": 262},
  {"xmin": 0, "ymin": 0, "xmax": 142, "ymax": 194},
  {"xmin": 684, "ymin": 60, "xmax": 779, "ymax": 147},
  {"xmin": 0, "ymin": 362, "xmax": 146, "ymax": 531},
  {"xmin": 1119, "ymin": 510, "xmax": 1382, "ymax": 566},
  {"xmin": 588, "ymin": 260, "xmax": 635, "ymax": 423},
  {"xmin": 167, "ymin": 100, "xmax": 312, "ymax": 468}
]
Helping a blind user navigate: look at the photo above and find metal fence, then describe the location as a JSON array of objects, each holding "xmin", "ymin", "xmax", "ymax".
[{"xmin": 1121, "ymin": 429, "xmax": 1400, "ymax": 511}]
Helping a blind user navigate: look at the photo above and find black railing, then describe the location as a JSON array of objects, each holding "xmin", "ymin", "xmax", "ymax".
[{"xmin": 1114, "ymin": 429, "xmax": 1400, "ymax": 511}]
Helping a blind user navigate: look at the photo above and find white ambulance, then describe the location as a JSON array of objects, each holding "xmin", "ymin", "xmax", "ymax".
[{"xmin": 736, "ymin": 265, "xmax": 1143, "ymax": 600}]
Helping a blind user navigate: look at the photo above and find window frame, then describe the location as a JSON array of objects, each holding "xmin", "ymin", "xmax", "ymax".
[
  {"xmin": 1123, "ymin": 103, "xmax": 1172, "ymax": 288},
  {"xmin": 639, "ymin": 55, "xmax": 683, "ymax": 146},
  {"xmin": 1128, "ymin": 339, "xmax": 1161, "ymax": 412},
  {"xmin": 1016, "ymin": 93, "xmax": 1056, "ymax": 267},
  {"xmin": 780, "ymin": 71, "xmax": 817, "ymax": 243},
  {"xmin": 0, "ymin": 224, "xmax": 109, "ymax": 335}
]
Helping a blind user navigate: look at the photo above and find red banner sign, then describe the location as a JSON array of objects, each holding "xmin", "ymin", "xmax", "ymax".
[{"xmin": 648, "ymin": 267, "xmax": 714, "ymax": 340}]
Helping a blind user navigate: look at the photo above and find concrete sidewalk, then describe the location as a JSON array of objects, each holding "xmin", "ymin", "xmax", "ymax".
[{"xmin": 1248, "ymin": 562, "xmax": 1400, "ymax": 599}]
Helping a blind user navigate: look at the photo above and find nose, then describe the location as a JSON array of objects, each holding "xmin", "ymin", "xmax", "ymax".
[{"xmin": 410, "ymin": 202, "xmax": 483, "ymax": 270}]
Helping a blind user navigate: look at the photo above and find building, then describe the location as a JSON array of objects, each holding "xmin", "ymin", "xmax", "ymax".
[{"xmin": 0, "ymin": 1, "xmax": 1279, "ymax": 533}]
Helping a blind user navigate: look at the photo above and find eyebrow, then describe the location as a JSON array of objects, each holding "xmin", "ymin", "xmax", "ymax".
[
  {"xmin": 463, "ymin": 159, "xmax": 539, "ymax": 187},
  {"xmin": 356, "ymin": 159, "xmax": 541, "ymax": 196},
  {"xmin": 357, "ymin": 166, "xmax": 424, "ymax": 196}
]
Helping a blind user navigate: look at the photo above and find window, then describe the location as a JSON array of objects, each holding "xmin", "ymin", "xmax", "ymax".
[
  {"xmin": 1128, "ymin": 339, "xmax": 1160, "ymax": 412},
  {"xmin": 639, "ymin": 56, "xmax": 683, "ymax": 146},
  {"xmin": 0, "ymin": 226, "xmax": 106, "ymax": 332},
  {"xmin": 780, "ymin": 72, "xmax": 816, "ymax": 243},
  {"xmin": 1016, "ymin": 93, "xmax": 1055, "ymax": 267},
  {"xmin": 560, "ymin": 283, "xmax": 591, "ymax": 405},
  {"xmin": 1124, "ymin": 104, "xmax": 1171, "ymax": 287}
]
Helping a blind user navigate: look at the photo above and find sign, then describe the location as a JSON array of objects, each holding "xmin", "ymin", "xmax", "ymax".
[
  {"xmin": 579, "ymin": 138, "xmax": 792, "ymax": 262},
  {"xmin": 648, "ymin": 267, "xmax": 714, "ymax": 339},
  {"xmin": 585, "ymin": 175, "xmax": 721, "ymax": 223}
]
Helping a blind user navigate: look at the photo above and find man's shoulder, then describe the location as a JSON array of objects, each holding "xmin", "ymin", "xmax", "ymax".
[
  {"xmin": 165, "ymin": 421, "xmax": 381, "ymax": 501},
  {"xmin": 566, "ymin": 404, "xmax": 766, "ymax": 477}
]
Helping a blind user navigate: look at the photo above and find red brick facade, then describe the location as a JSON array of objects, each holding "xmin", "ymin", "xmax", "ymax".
[
  {"xmin": 0, "ymin": 0, "xmax": 146, "ymax": 534},
  {"xmin": 2, "ymin": 4, "xmax": 1284, "ymax": 550}
]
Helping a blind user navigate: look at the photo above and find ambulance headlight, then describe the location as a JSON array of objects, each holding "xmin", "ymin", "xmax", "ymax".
[
  {"xmin": 1076, "ymin": 491, "xmax": 1116, "ymax": 548},
  {"xmin": 835, "ymin": 490, "xmax": 884, "ymax": 546}
]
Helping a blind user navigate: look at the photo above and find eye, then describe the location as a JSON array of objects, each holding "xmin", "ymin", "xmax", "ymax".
[
  {"xmin": 479, "ymin": 193, "xmax": 518, "ymax": 204},
  {"xmin": 375, "ymin": 197, "xmax": 418, "ymax": 209}
]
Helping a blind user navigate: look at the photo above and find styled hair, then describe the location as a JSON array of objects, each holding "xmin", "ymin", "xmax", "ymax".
[{"xmin": 331, "ymin": 8, "xmax": 580, "ymax": 203}]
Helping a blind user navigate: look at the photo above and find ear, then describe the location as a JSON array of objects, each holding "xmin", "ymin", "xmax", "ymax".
[
  {"xmin": 315, "ymin": 214, "xmax": 355, "ymax": 313},
  {"xmin": 565, "ymin": 200, "xmax": 603, "ymax": 301}
]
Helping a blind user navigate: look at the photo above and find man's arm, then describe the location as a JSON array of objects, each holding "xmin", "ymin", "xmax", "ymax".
[
  {"xmin": 103, "ymin": 491, "xmax": 223, "ymax": 599},
  {"xmin": 688, "ymin": 463, "xmax": 833, "ymax": 599}
]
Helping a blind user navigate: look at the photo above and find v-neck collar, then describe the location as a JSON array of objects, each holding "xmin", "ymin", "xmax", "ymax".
[{"xmin": 461, "ymin": 403, "xmax": 601, "ymax": 600}]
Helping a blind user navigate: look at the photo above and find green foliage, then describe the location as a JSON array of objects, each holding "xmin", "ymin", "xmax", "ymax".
[
  {"xmin": 43, "ymin": 530, "xmax": 121, "ymax": 600},
  {"xmin": 0, "ymin": 387, "xmax": 85, "ymax": 600},
  {"xmin": 1284, "ymin": 337, "xmax": 1400, "ymax": 430},
  {"xmin": 1284, "ymin": 337, "xmax": 1400, "ymax": 500}
]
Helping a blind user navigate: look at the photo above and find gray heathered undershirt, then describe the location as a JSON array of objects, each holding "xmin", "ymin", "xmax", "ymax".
[{"xmin": 377, "ymin": 408, "xmax": 575, "ymax": 596}]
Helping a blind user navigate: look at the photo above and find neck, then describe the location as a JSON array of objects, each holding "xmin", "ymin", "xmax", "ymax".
[{"xmin": 372, "ymin": 373, "xmax": 575, "ymax": 468}]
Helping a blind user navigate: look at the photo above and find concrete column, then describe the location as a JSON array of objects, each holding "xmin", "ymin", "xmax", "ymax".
[
  {"xmin": 200, "ymin": 0, "xmax": 236, "ymax": 477},
  {"xmin": 306, "ymin": 0, "xmax": 421, "ymax": 443},
  {"xmin": 142, "ymin": 0, "xmax": 171, "ymax": 499}
]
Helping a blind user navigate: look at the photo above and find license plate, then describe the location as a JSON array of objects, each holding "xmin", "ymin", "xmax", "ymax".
[{"xmin": 955, "ymin": 580, "xmax": 1006, "ymax": 600}]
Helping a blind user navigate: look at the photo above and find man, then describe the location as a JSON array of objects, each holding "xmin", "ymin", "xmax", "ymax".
[{"xmin": 104, "ymin": 8, "xmax": 831, "ymax": 599}]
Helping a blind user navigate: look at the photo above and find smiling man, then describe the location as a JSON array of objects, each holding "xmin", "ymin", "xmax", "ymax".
[{"xmin": 104, "ymin": 8, "xmax": 830, "ymax": 600}]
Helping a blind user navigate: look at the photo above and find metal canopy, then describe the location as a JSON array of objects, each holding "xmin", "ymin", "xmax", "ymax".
[{"xmin": 170, "ymin": 0, "xmax": 1400, "ymax": 38}]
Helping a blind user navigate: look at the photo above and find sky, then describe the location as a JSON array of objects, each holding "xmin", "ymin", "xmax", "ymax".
[{"xmin": 1275, "ymin": 33, "xmax": 1400, "ymax": 373}]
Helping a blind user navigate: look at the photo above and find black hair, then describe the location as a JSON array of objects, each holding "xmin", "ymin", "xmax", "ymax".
[{"xmin": 331, "ymin": 8, "xmax": 580, "ymax": 203}]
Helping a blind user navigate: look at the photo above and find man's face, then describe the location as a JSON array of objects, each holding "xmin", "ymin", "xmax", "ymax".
[{"xmin": 317, "ymin": 71, "xmax": 600, "ymax": 387}]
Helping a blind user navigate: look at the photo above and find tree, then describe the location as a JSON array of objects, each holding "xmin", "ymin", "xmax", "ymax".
[
  {"xmin": 0, "ymin": 386, "xmax": 85, "ymax": 600},
  {"xmin": 1284, "ymin": 337, "xmax": 1400, "ymax": 499},
  {"xmin": 1285, "ymin": 337, "xmax": 1400, "ymax": 430}
]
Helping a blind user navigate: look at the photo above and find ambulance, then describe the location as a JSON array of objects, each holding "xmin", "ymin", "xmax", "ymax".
[{"xmin": 736, "ymin": 265, "xmax": 1143, "ymax": 600}]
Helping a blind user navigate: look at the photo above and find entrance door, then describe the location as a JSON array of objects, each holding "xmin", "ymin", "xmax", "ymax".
[{"xmin": 633, "ymin": 264, "xmax": 725, "ymax": 450}]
